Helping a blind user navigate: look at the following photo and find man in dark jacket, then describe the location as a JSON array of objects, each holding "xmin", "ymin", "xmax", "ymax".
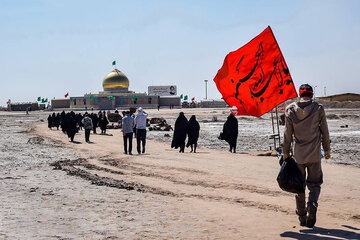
[
  {"xmin": 171, "ymin": 112, "xmax": 188, "ymax": 153},
  {"xmin": 283, "ymin": 84, "xmax": 330, "ymax": 228},
  {"xmin": 186, "ymin": 115, "xmax": 200, "ymax": 153}
]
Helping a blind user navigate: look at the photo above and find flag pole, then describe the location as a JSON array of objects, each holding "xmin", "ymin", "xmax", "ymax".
[
  {"xmin": 275, "ymin": 106, "xmax": 281, "ymax": 148},
  {"xmin": 270, "ymin": 109, "xmax": 277, "ymax": 150}
]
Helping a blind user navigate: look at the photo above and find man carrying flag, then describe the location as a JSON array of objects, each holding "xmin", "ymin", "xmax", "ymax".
[
  {"xmin": 283, "ymin": 84, "xmax": 330, "ymax": 228},
  {"xmin": 213, "ymin": 26, "xmax": 327, "ymax": 227}
]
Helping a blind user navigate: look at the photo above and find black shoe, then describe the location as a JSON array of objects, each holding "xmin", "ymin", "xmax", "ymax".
[
  {"xmin": 306, "ymin": 203, "xmax": 317, "ymax": 228},
  {"xmin": 142, "ymin": 149, "xmax": 145, "ymax": 153},
  {"xmin": 124, "ymin": 152, "xmax": 127, "ymax": 154},
  {"xmin": 299, "ymin": 215, "xmax": 307, "ymax": 227},
  {"xmin": 138, "ymin": 151, "xmax": 141, "ymax": 154},
  {"xmin": 296, "ymin": 210, "xmax": 307, "ymax": 227},
  {"xmin": 129, "ymin": 152, "xmax": 133, "ymax": 155}
]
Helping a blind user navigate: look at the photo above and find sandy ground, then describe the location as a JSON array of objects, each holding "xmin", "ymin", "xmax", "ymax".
[{"xmin": 1, "ymin": 109, "xmax": 360, "ymax": 240}]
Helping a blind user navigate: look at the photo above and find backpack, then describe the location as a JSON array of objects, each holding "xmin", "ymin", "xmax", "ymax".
[{"xmin": 83, "ymin": 117, "xmax": 92, "ymax": 129}]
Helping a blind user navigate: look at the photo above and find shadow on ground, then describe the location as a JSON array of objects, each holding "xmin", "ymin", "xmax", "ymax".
[{"xmin": 280, "ymin": 225, "xmax": 360, "ymax": 240}]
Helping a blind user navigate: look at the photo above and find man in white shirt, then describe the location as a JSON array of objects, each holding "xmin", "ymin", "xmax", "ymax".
[{"xmin": 135, "ymin": 107, "xmax": 148, "ymax": 154}]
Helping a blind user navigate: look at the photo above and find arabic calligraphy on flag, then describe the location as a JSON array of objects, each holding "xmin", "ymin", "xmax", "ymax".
[{"xmin": 213, "ymin": 26, "xmax": 297, "ymax": 117}]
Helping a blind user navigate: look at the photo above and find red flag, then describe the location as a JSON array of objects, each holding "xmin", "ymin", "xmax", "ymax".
[
  {"xmin": 214, "ymin": 26, "xmax": 297, "ymax": 117},
  {"xmin": 64, "ymin": 93, "xmax": 69, "ymax": 98},
  {"xmin": 6, "ymin": 101, "xmax": 9, "ymax": 104},
  {"xmin": 191, "ymin": 97, "xmax": 195, "ymax": 101}
]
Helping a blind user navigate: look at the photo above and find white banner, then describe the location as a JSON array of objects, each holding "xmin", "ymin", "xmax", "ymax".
[{"xmin": 148, "ymin": 85, "xmax": 177, "ymax": 96}]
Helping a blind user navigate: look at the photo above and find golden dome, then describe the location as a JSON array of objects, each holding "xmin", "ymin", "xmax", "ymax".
[{"xmin": 103, "ymin": 69, "xmax": 129, "ymax": 91}]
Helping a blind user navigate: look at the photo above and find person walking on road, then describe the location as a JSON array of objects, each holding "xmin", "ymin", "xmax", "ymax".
[
  {"xmin": 134, "ymin": 107, "xmax": 148, "ymax": 154},
  {"xmin": 283, "ymin": 83, "xmax": 331, "ymax": 228},
  {"xmin": 186, "ymin": 115, "xmax": 200, "ymax": 153},
  {"xmin": 122, "ymin": 111, "xmax": 135, "ymax": 155},
  {"xmin": 82, "ymin": 113, "xmax": 93, "ymax": 143},
  {"xmin": 171, "ymin": 112, "xmax": 188, "ymax": 153},
  {"xmin": 99, "ymin": 112, "xmax": 109, "ymax": 134},
  {"xmin": 219, "ymin": 113, "xmax": 238, "ymax": 153}
]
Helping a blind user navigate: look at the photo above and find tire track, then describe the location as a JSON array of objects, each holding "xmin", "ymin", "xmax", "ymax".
[{"xmin": 51, "ymin": 158, "xmax": 292, "ymax": 215}]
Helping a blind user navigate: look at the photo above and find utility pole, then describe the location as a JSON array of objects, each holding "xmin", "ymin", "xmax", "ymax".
[
  {"xmin": 324, "ymin": 86, "xmax": 326, "ymax": 97},
  {"xmin": 314, "ymin": 85, "xmax": 317, "ymax": 99},
  {"xmin": 204, "ymin": 80, "xmax": 208, "ymax": 99}
]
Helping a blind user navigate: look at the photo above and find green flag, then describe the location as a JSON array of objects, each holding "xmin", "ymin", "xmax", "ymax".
[
  {"xmin": 180, "ymin": 94, "xmax": 183, "ymax": 99},
  {"xmin": 45, "ymin": 98, "xmax": 48, "ymax": 103},
  {"xmin": 109, "ymin": 95, "xmax": 114, "ymax": 100},
  {"xmin": 89, "ymin": 95, "xmax": 94, "ymax": 100},
  {"xmin": 184, "ymin": 95, "xmax": 188, "ymax": 101},
  {"xmin": 70, "ymin": 97, "xmax": 73, "ymax": 102},
  {"xmin": 131, "ymin": 96, "xmax": 136, "ymax": 101},
  {"xmin": 112, "ymin": 60, "xmax": 116, "ymax": 66},
  {"xmin": 37, "ymin": 97, "xmax": 41, "ymax": 101}
]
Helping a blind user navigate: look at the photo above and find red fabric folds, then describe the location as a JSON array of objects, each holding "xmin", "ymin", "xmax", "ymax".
[{"xmin": 213, "ymin": 26, "xmax": 297, "ymax": 117}]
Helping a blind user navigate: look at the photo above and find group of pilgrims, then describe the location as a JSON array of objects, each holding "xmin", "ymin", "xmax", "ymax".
[
  {"xmin": 47, "ymin": 110, "xmax": 240, "ymax": 153},
  {"xmin": 171, "ymin": 113, "xmax": 200, "ymax": 153},
  {"xmin": 171, "ymin": 112, "xmax": 238, "ymax": 153},
  {"xmin": 47, "ymin": 111, "xmax": 109, "ymax": 141}
]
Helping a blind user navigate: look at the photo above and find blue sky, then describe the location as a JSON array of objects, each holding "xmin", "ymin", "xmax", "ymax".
[{"xmin": 1, "ymin": 0, "xmax": 359, "ymax": 105}]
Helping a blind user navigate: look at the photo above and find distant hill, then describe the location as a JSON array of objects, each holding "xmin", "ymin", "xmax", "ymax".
[
  {"xmin": 278, "ymin": 93, "xmax": 360, "ymax": 109},
  {"xmin": 319, "ymin": 93, "xmax": 360, "ymax": 102}
]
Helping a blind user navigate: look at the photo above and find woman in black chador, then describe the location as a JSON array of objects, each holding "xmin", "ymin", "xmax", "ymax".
[
  {"xmin": 90, "ymin": 113, "xmax": 99, "ymax": 134},
  {"xmin": 65, "ymin": 112, "xmax": 77, "ymax": 142},
  {"xmin": 171, "ymin": 112, "xmax": 188, "ymax": 153},
  {"xmin": 60, "ymin": 111, "xmax": 66, "ymax": 133},
  {"xmin": 53, "ymin": 113, "xmax": 60, "ymax": 130},
  {"xmin": 219, "ymin": 114, "xmax": 238, "ymax": 153},
  {"xmin": 99, "ymin": 113, "xmax": 109, "ymax": 134},
  {"xmin": 47, "ymin": 114, "xmax": 53, "ymax": 129},
  {"xmin": 186, "ymin": 115, "xmax": 200, "ymax": 153}
]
